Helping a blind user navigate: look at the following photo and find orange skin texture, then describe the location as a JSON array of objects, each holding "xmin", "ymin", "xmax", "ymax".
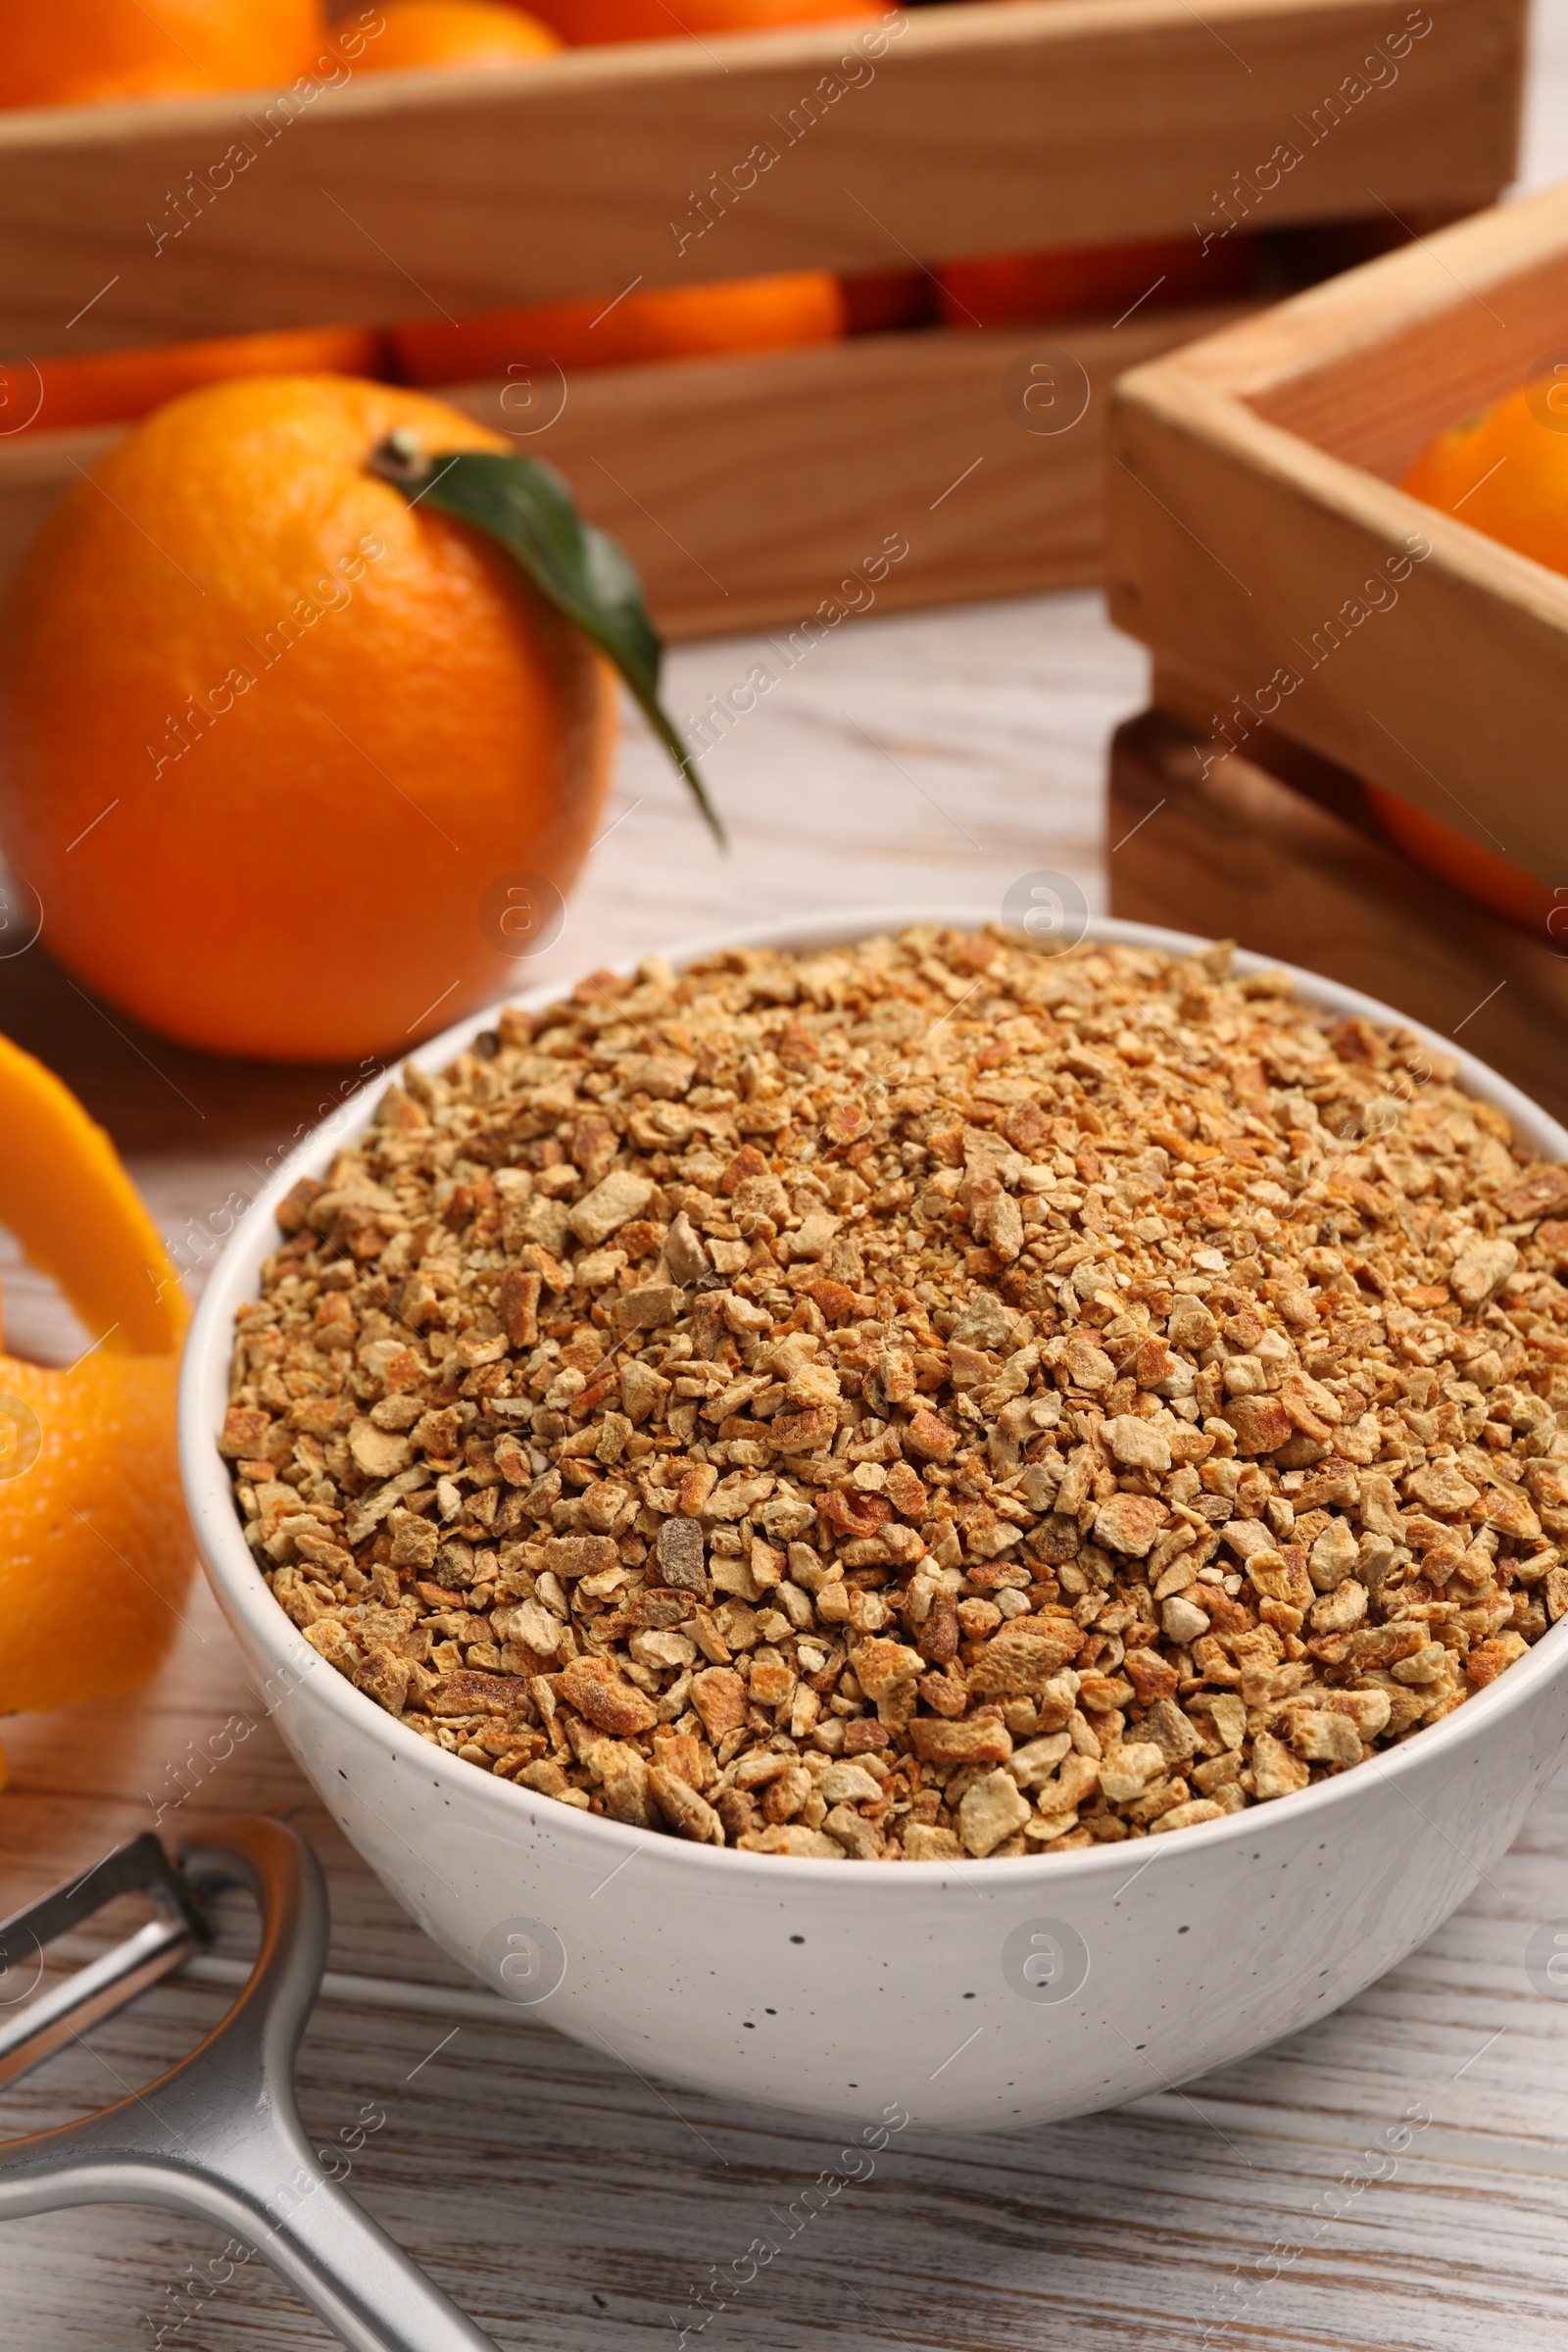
[
  {"xmin": 936, "ymin": 236, "xmax": 1257, "ymax": 328},
  {"xmin": 0, "ymin": 374, "xmax": 617, "ymax": 1062},
  {"xmin": 0, "ymin": 0, "xmax": 325, "ymax": 106},
  {"xmin": 10, "ymin": 324, "xmax": 383, "ymax": 437},
  {"xmin": 0, "ymin": 1032, "xmax": 186, "ymax": 1356},
  {"xmin": 518, "ymin": 0, "xmax": 879, "ymax": 41},
  {"xmin": 392, "ymin": 270, "xmax": 846, "ymax": 384},
  {"xmin": 0, "ymin": 1033, "xmax": 191, "ymax": 1730},
  {"xmin": 1400, "ymin": 378, "xmax": 1568, "ymax": 577},
  {"xmin": 0, "ymin": 1351, "xmax": 190, "ymax": 1718},
  {"xmin": 1366, "ymin": 378, "xmax": 1568, "ymax": 931},
  {"xmin": 361, "ymin": 0, "xmax": 564, "ymax": 68}
]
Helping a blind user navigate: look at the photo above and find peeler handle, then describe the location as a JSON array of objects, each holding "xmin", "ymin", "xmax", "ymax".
[
  {"xmin": 31, "ymin": 2132, "xmax": 503, "ymax": 2352},
  {"xmin": 261, "ymin": 2183, "xmax": 505, "ymax": 2352},
  {"xmin": 103, "ymin": 2141, "xmax": 504, "ymax": 2352},
  {"xmin": 0, "ymin": 1817, "xmax": 501, "ymax": 2352},
  {"xmin": 242, "ymin": 2171, "xmax": 503, "ymax": 2352}
]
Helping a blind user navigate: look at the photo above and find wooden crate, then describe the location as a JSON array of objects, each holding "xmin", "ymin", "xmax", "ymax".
[
  {"xmin": 0, "ymin": 302, "xmax": 1258, "ymax": 639},
  {"xmin": 0, "ymin": 0, "xmax": 1526, "ymax": 634},
  {"xmin": 1106, "ymin": 704, "xmax": 1568, "ymax": 1125},
  {"xmin": 1107, "ymin": 178, "xmax": 1568, "ymax": 888}
]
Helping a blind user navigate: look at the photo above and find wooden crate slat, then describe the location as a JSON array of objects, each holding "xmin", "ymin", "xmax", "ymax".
[
  {"xmin": 1106, "ymin": 180, "xmax": 1568, "ymax": 892},
  {"xmin": 0, "ymin": 0, "xmax": 1522, "ymax": 356},
  {"xmin": 454, "ymin": 300, "xmax": 1261, "ymax": 634},
  {"xmin": 1167, "ymin": 179, "xmax": 1568, "ymax": 470},
  {"xmin": 0, "ymin": 302, "xmax": 1256, "ymax": 639}
]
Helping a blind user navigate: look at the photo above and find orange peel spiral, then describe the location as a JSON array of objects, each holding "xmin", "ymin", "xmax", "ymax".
[{"xmin": 0, "ymin": 1032, "xmax": 192, "ymax": 1750}]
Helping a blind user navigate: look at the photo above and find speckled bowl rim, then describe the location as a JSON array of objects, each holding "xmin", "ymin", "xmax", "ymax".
[{"xmin": 179, "ymin": 905, "xmax": 1568, "ymax": 1883}]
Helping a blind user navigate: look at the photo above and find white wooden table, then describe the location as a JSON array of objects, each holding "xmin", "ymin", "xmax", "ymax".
[{"xmin": 5, "ymin": 21, "xmax": 1568, "ymax": 2336}]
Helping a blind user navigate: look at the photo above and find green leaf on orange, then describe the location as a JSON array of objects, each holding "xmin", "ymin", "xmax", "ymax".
[{"xmin": 369, "ymin": 437, "xmax": 723, "ymax": 847}]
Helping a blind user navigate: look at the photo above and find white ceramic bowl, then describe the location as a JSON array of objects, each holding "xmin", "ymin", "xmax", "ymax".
[{"xmin": 180, "ymin": 909, "xmax": 1568, "ymax": 2131}]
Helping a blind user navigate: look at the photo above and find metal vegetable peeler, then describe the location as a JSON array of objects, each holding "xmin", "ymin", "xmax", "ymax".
[{"xmin": 0, "ymin": 1815, "xmax": 500, "ymax": 2352}]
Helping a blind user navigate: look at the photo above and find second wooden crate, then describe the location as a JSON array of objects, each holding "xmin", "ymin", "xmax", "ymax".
[{"xmin": 1107, "ymin": 178, "xmax": 1568, "ymax": 886}]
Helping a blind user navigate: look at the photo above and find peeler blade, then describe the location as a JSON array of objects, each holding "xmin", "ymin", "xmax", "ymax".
[
  {"xmin": 0, "ymin": 1817, "xmax": 502, "ymax": 2352},
  {"xmin": 0, "ymin": 1831, "xmax": 212, "ymax": 2092}
]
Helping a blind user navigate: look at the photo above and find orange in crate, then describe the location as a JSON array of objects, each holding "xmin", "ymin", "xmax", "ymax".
[
  {"xmin": 1400, "ymin": 373, "xmax": 1568, "ymax": 577},
  {"xmin": 936, "ymin": 235, "xmax": 1258, "ymax": 327},
  {"xmin": 358, "ymin": 0, "xmax": 563, "ymax": 69},
  {"xmin": 0, "ymin": 0, "xmax": 325, "ymax": 107},
  {"xmin": 1368, "ymin": 370, "xmax": 1568, "ymax": 934},
  {"xmin": 1364, "ymin": 787, "xmax": 1562, "ymax": 937},
  {"xmin": 3, "ymin": 323, "xmax": 383, "ymax": 437},
  {"xmin": 391, "ymin": 269, "xmax": 847, "ymax": 382},
  {"xmin": 518, "ymin": 0, "xmax": 880, "ymax": 41}
]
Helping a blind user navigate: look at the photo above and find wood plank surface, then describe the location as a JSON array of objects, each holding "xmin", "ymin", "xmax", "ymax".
[
  {"xmin": 0, "ymin": 0, "xmax": 1522, "ymax": 357},
  {"xmin": 1105, "ymin": 181, "xmax": 1568, "ymax": 892}
]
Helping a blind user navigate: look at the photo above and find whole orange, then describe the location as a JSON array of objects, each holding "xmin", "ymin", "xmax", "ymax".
[
  {"xmin": 0, "ymin": 0, "xmax": 325, "ymax": 107},
  {"xmin": 360, "ymin": 0, "xmax": 564, "ymax": 69},
  {"xmin": 523, "ymin": 0, "xmax": 880, "ymax": 41},
  {"xmin": 1364, "ymin": 375, "xmax": 1568, "ymax": 933},
  {"xmin": 391, "ymin": 269, "xmax": 846, "ymax": 383},
  {"xmin": 935, "ymin": 236, "xmax": 1257, "ymax": 329},
  {"xmin": 1399, "ymin": 376, "xmax": 1568, "ymax": 574},
  {"xmin": 0, "ymin": 375, "xmax": 617, "ymax": 1061},
  {"xmin": 0, "ymin": 1028, "xmax": 191, "ymax": 1735}
]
